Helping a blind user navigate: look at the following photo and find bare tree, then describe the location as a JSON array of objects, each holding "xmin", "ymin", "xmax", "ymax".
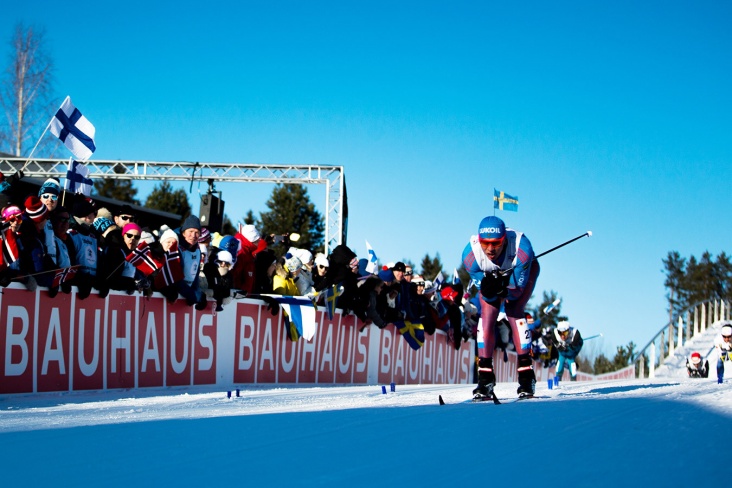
[{"xmin": 0, "ymin": 23, "xmax": 54, "ymax": 156}]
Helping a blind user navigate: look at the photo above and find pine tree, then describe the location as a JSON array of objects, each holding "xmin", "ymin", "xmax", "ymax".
[
  {"xmin": 419, "ymin": 253, "xmax": 444, "ymax": 282},
  {"xmin": 144, "ymin": 181, "xmax": 191, "ymax": 220},
  {"xmin": 259, "ymin": 184, "xmax": 324, "ymax": 254},
  {"xmin": 93, "ymin": 164, "xmax": 140, "ymax": 204}
]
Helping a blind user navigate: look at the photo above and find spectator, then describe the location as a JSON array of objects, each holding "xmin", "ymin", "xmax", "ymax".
[
  {"xmin": 198, "ymin": 227, "xmax": 211, "ymax": 269},
  {"xmin": 19, "ymin": 196, "xmax": 53, "ymax": 288},
  {"xmin": 100, "ymin": 221, "xmax": 141, "ymax": 294},
  {"xmin": 552, "ymin": 321, "xmax": 584, "ymax": 381},
  {"xmin": 38, "ymin": 179, "xmax": 61, "ymax": 267},
  {"xmin": 232, "ymin": 224, "xmax": 262, "ymax": 293},
  {"xmin": 67, "ymin": 199, "xmax": 100, "ymax": 299},
  {"xmin": 273, "ymin": 254, "xmax": 302, "ymax": 296},
  {"xmin": 203, "ymin": 250, "xmax": 234, "ymax": 311},
  {"xmin": 290, "ymin": 248, "xmax": 315, "ymax": 297},
  {"xmin": 154, "ymin": 226, "xmax": 181, "ymax": 303},
  {"xmin": 715, "ymin": 323, "xmax": 732, "ymax": 383},
  {"xmin": 92, "ymin": 217, "xmax": 117, "ymax": 246},
  {"xmin": 113, "ymin": 205, "xmax": 136, "ymax": 230},
  {"xmin": 686, "ymin": 352, "xmax": 709, "ymax": 378},
  {"xmin": 357, "ymin": 272, "xmax": 390, "ymax": 330},
  {"xmin": 0, "ymin": 170, "xmax": 24, "ymax": 209},
  {"xmin": 176, "ymin": 215, "xmax": 207, "ymax": 310},
  {"xmin": 315, "ymin": 244, "xmax": 360, "ymax": 315},
  {"xmin": 253, "ymin": 248, "xmax": 277, "ymax": 295},
  {"xmin": 48, "ymin": 206, "xmax": 73, "ymax": 297},
  {"xmin": 311, "ymin": 253, "xmax": 329, "ymax": 291},
  {"xmin": 376, "ymin": 268, "xmax": 402, "ymax": 323},
  {"xmin": 0, "ymin": 206, "xmax": 24, "ymax": 288}
]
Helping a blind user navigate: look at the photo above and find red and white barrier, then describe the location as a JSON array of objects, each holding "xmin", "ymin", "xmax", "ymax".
[{"xmin": 0, "ymin": 284, "xmax": 473, "ymax": 396}]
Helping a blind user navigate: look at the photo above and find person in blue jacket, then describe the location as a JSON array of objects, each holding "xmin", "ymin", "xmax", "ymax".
[
  {"xmin": 462, "ymin": 215, "xmax": 540, "ymax": 399},
  {"xmin": 552, "ymin": 321, "xmax": 584, "ymax": 381}
]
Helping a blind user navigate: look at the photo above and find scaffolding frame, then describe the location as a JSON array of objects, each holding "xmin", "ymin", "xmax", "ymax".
[{"xmin": 0, "ymin": 157, "xmax": 346, "ymax": 254}]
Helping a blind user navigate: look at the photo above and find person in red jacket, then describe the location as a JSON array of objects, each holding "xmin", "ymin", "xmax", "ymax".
[{"xmin": 232, "ymin": 224, "xmax": 262, "ymax": 293}]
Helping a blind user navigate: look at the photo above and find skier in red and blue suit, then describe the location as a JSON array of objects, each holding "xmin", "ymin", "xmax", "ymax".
[{"xmin": 462, "ymin": 215, "xmax": 540, "ymax": 399}]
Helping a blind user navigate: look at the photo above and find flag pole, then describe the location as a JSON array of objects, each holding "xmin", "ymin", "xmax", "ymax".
[{"xmin": 20, "ymin": 96, "xmax": 68, "ymax": 172}]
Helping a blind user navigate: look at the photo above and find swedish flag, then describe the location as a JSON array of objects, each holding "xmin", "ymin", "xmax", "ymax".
[
  {"xmin": 494, "ymin": 189, "xmax": 519, "ymax": 212},
  {"xmin": 323, "ymin": 285, "xmax": 341, "ymax": 320},
  {"xmin": 395, "ymin": 320, "xmax": 425, "ymax": 350}
]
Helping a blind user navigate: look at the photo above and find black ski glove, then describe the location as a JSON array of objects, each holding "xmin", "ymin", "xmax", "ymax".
[
  {"xmin": 261, "ymin": 296, "xmax": 280, "ymax": 316},
  {"xmin": 480, "ymin": 272, "xmax": 510, "ymax": 300}
]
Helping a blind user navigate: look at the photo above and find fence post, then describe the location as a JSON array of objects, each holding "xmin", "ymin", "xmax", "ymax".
[
  {"xmin": 677, "ymin": 316, "xmax": 683, "ymax": 349},
  {"xmin": 649, "ymin": 343, "xmax": 656, "ymax": 379},
  {"xmin": 701, "ymin": 303, "xmax": 707, "ymax": 334},
  {"xmin": 638, "ymin": 354, "xmax": 645, "ymax": 378},
  {"xmin": 668, "ymin": 321, "xmax": 675, "ymax": 357}
]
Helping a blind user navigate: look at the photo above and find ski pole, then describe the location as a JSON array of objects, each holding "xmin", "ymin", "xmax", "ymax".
[
  {"xmin": 584, "ymin": 333, "xmax": 603, "ymax": 341},
  {"xmin": 542, "ymin": 298, "xmax": 561, "ymax": 316},
  {"xmin": 499, "ymin": 231, "xmax": 593, "ymax": 277}
]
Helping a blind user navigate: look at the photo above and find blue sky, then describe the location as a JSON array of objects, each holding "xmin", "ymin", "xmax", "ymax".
[{"xmin": 2, "ymin": 1, "xmax": 732, "ymax": 355}]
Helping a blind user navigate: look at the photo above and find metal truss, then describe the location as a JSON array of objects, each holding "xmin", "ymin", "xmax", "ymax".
[{"xmin": 0, "ymin": 157, "xmax": 346, "ymax": 253}]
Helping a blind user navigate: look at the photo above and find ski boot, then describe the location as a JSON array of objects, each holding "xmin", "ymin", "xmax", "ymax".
[
  {"xmin": 473, "ymin": 357, "xmax": 496, "ymax": 401},
  {"xmin": 516, "ymin": 354, "xmax": 536, "ymax": 399}
]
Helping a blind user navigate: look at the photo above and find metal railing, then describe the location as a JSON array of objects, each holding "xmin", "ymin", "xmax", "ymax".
[{"xmin": 633, "ymin": 299, "xmax": 729, "ymax": 378}]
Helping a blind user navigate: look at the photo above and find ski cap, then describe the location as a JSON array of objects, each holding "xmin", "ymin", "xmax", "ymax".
[
  {"xmin": 478, "ymin": 216, "xmax": 506, "ymax": 242},
  {"xmin": 722, "ymin": 324, "xmax": 732, "ymax": 337},
  {"xmin": 690, "ymin": 352, "xmax": 701, "ymax": 364},
  {"xmin": 557, "ymin": 321, "xmax": 570, "ymax": 332}
]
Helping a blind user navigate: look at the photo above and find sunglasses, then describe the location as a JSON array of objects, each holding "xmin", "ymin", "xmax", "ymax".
[
  {"xmin": 404, "ymin": 271, "xmax": 413, "ymax": 276},
  {"xmin": 41, "ymin": 194, "xmax": 58, "ymax": 201},
  {"xmin": 414, "ymin": 281, "xmax": 425, "ymax": 286},
  {"xmin": 217, "ymin": 261, "xmax": 232, "ymax": 268},
  {"xmin": 119, "ymin": 215, "xmax": 134, "ymax": 221},
  {"xmin": 318, "ymin": 265, "xmax": 328, "ymax": 269},
  {"xmin": 125, "ymin": 233, "xmax": 141, "ymax": 240},
  {"xmin": 480, "ymin": 238, "xmax": 505, "ymax": 249},
  {"xmin": 5, "ymin": 215, "xmax": 22, "ymax": 223}
]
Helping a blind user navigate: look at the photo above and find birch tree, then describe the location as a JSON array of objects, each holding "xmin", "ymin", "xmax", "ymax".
[{"xmin": 0, "ymin": 23, "xmax": 54, "ymax": 156}]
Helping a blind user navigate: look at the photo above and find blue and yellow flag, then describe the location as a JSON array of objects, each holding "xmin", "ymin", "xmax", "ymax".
[
  {"xmin": 323, "ymin": 285, "xmax": 341, "ymax": 320},
  {"xmin": 271, "ymin": 296, "xmax": 317, "ymax": 341},
  {"xmin": 493, "ymin": 189, "xmax": 519, "ymax": 212},
  {"xmin": 394, "ymin": 320, "xmax": 425, "ymax": 350}
]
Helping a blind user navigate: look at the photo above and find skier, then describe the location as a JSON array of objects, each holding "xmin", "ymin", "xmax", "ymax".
[
  {"xmin": 715, "ymin": 323, "xmax": 732, "ymax": 383},
  {"xmin": 552, "ymin": 321, "xmax": 584, "ymax": 381},
  {"xmin": 462, "ymin": 215, "xmax": 540, "ymax": 399},
  {"xmin": 685, "ymin": 352, "xmax": 709, "ymax": 378}
]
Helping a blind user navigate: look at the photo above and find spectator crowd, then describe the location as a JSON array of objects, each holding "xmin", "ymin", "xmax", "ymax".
[{"xmin": 0, "ymin": 174, "xmax": 486, "ymax": 351}]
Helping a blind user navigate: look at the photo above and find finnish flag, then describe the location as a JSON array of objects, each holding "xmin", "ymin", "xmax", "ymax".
[
  {"xmin": 49, "ymin": 96, "xmax": 96, "ymax": 161},
  {"xmin": 365, "ymin": 240, "xmax": 378, "ymax": 274},
  {"xmin": 64, "ymin": 159, "xmax": 93, "ymax": 196}
]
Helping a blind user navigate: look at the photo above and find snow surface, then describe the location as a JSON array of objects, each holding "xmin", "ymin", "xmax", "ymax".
[{"xmin": 2, "ymin": 373, "xmax": 731, "ymax": 487}]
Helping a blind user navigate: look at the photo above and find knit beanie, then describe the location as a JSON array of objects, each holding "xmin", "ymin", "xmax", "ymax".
[
  {"xmin": 284, "ymin": 255, "xmax": 303, "ymax": 274},
  {"xmin": 181, "ymin": 215, "xmax": 201, "ymax": 232},
  {"xmin": 198, "ymin": 227, "xmax": 211, "ymax": 243},
  {"xmin": 92, "ymin": 217, "xmax": 114, "ymax": 235},
  {"xmin": 24, "ymin": 196, "xmax": 48, "ymax": 222},
  {"xmin": 241, "ymin": 224, "xmax": 261, "ymax": 243},
  {"xmin": 160, "ymin": 228, "xmax": 179, "ymax": 244},
  {"xmin": 38, "ymin": 178, "xmax": 61, "ymax": 197},
  {"xmin": 122, "ymin": 223, "xmax": 142, "ymax": 235}
]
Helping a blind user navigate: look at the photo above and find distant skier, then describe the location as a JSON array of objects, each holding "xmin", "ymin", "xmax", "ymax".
[
  {"xmin": 462, "ymin": 215, "xmax": 539, "ymax": 399},
  {"xmin": 552, "ymin": 321, "xmax": 584, "ymax": 381},
  {"xmin": 715, "ymin": 323, "xmax": 732, "ymax": 383},
  {"xmin": 685, "ymin": 352, "xmax": 709, "ymax": 378}
]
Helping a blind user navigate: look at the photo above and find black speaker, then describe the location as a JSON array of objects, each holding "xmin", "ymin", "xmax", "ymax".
[{"xmin": 199, "ymin": 193, "xmax": 225, "ymax": 233}]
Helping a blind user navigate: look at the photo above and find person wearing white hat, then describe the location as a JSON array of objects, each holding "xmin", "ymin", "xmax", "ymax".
[
  {"xmin": 203, "ymin": 250, "xmax": 234, "ymax": 311},
  {"xmin": 273, "ymin": 254, "xmax": 302, "ymax": 296},
  {"xmin": 715, "ymin": 322, "xmax": 732, "ymax": 383},
  {"xmin": 552, "ymin": 321, "xmax": 584, "ymax": 381}
]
